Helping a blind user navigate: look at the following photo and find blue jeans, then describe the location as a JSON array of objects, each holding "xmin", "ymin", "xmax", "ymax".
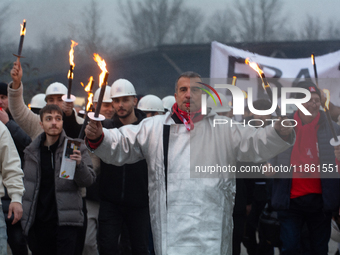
[
  {"xmin": 0, "ymin": 206, "xmax": 7, "ymax": 255},
  {"xmin": 278, "ymin": 208, "xmax": 331, "ymax": 255}
]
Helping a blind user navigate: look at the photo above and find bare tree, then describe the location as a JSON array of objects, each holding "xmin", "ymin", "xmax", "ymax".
[
  {"xmin": 0, "ymin": 2, "xmax": 11, "ymax": 44},
  {"xmin": 119, "ymin": 0, "xmax": 203, "ymax": 49},
  {"xmin": 324, "ymin": 19, "xmax": 340, "ymax": 40},
  {"xmin": 204, "ymin": 10, "xmax": 236, "ymax": 43},
  {"xmin": 299, "ymin": 15, "xmax": 322, "ymax": 40},
  {"xmin": 233, "ymin": 0, "xmax": 286, "ymax": 42},
  {"xmin": 80, "ymin": 0, "xmax": 105, "ymax": 55}
]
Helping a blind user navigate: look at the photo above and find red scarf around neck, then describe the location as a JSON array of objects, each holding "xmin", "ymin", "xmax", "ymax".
[{"xmin": 172, "ymin": 103, "xmax": 204, "ymax": 131}]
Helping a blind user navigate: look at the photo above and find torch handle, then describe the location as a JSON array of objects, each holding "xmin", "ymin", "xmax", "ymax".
[
  {"xmin": 94, "ymin": 85, "xmax": 106, "ymax": 117},
  {"xmin": 94, "ymin": 72, "xmax": 109, "ymax": 118},
  {"xmin": 17, "ymin": 35, "xmax": 24, "ymax": 56},
  {"xmin": 67, "ymin": 65, "xmax": 74, "ymax": 99},
  {"xmin": 325, "ymin": 109, "xmax": 338, "ymax": 142},
  {"xmin": 78, "ymin": 114, "xmax": 90, "ymax": 139}
]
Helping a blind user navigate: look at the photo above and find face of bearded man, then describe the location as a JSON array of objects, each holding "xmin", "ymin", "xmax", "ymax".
[{"xmin": 112, "ymin": 96, "xmax": 137, "ymax": 119}]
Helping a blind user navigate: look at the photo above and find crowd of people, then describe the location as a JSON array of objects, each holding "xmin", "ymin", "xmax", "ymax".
[{"xmin": 0, "ymin": 58, "xmax": 339, "ymax": 255}]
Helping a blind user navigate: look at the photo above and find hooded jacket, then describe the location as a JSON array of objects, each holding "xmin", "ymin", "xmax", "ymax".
[
  {"xmin": 21, "ymin": 130, "xmax": 95, "ymax": 235},
  {"xmin": 90, "ymin": 109, "xmax": 295, "ymax": 255},
  {"xmin": 0, "ymin": 121, "xmax": 24, "ymax": 204}
]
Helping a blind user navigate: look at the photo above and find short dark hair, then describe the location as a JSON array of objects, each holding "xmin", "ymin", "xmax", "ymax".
[
  {"xmin": 252, "ymin": 99, "xmax": 272, "ymax": 111},
  {"xmin": 175, "ymin": 71, "xmax": 201, "ymax": 92},
  {"xmin": 39, "ymin": 104, "xmax": 63, "ymax": 121}
]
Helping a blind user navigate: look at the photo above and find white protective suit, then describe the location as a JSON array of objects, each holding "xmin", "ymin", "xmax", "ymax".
[{"xmin": 91, "ymin": 110, "xmax": 295, "ymax": 255}]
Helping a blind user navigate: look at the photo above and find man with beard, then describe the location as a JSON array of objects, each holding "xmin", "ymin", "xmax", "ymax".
[
  {"xmin": 21, "ymin": 104, "xmax": 95, "ymax": 255},
  {"xmin": 96, "ymin": 79, "xmax": 150, "ymax": 255}
]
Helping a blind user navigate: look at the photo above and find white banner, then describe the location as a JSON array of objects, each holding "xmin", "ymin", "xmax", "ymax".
[{"xmin": 210, "ymin": 41, "xmax": 340, "ymax": 105}]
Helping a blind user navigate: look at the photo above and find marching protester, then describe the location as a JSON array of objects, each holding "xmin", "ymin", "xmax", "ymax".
[
  {"xmin": 268, "ymin": 81, "xmax": 340, "ymax": 255},
  {"xmin": 0, "ymin": 81, "xmax": 30, "ymax": 255},
  {"xmin": 83, "ymin": 86, "xmax": 113, "ymax": 255},
  {"xmin": 0, "ymin": 121, "xmax": 25, "ymax": 255},
  {"xmin": 10, "ymin": 60, "xmax": 89, "ymax": 254},
  {"xmin": 96, "ymin": 79, "xmax": 150, "ymax": 255},
  {"xmin": 21, "ymin": 104, "xmax": 95, "ymax": 255},
  {"xmin": 85, "ymin": 71, "xmax": 295, "ymax": 255},
  {"xmin": 137, "ymin": 94, "xmax": 165, "ymax": 117}
]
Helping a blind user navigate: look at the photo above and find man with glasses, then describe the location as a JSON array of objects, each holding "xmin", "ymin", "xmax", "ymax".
[{"xmin": 269, "ymin": 81, "xmax": 340, "ymax": 255}]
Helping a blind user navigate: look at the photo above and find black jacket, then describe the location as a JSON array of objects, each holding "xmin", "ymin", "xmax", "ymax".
[{"xmin": 99, "ymin": 109, "xmax": 149, "ymax": 207}]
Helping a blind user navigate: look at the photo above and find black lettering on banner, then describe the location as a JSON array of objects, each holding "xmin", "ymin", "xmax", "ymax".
[{"xmin": 292, "ymin": 68, "xmax": 313, "ymax": 87}]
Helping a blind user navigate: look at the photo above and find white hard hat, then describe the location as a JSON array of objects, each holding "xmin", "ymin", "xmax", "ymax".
[
  {"xmin": 94, "ymin": 86, "xmax": 112, "ymax": 103},
  {"xmin": 45, "ymin": 82, "xmax": 68, "ymax": 101},
  {"xmin": 30, "ymin": 93, "xmax": 47, "ymax": 109},
  {"xmin": 331, "ymin": 219, "xmax": 340, "ymax": 243},
  {"xmin": 110, "ymin": 79, "xmax": 136, "ymax": 98},
  {"xmin": 162, "ymin": 96, "xmax": 176, "ymax": 111},
  {"xmin": 207, "ymin": 94, "xmax": 231, "ymax": 113},
  {"xmin": 138, "ymin": 95, "xmax": 164, "ymax": 112}
]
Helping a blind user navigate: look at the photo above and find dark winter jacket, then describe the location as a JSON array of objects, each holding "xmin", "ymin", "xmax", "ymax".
[
  {"xmin": 99, "ymin": 109, "xmax": 149, "ymax": 207},
  {"xmin": 21, "ymin": 130, "xmax": 95, "ymax": 235}
]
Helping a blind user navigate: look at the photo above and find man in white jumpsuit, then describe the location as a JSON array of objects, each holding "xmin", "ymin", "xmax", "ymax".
[{"xmin": 85, "ymin": 72, "xmax": 295, "ymax": 255}]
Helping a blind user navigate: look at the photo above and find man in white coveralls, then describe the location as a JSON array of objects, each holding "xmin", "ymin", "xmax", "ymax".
[{"xmin": 85, "ymin": 71, "xmax": 295, "ymax": 255}]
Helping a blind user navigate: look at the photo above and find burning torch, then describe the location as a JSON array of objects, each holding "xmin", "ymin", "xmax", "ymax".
[
  {"xmin": 245, "ymin": 58, "xmax": 281, "ymax": 117},
  {"xmin": 311, "ymin": 53, "xmax": 319, "ymax": 88},
  {"xmin": 62, "ymin": 40, "xmax": 78, "ymax": 102},
  {"xmin": 88, "ymin": 54, "xmax": 109, "ymax": 121},
  {"xmin": 78, "ymin": 76, "xmax": 94, "ymax": 139},
  {"xmin": 13, "ymin": 19, "xmax": 26, "ymax": 59},
  {"xmin": 323, "ymin": 89, "xmax": 340, "ymax": 146}
]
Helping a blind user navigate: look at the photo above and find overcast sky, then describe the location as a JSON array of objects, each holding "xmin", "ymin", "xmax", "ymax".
[{"xmin": 3, "ymin": 0, "xmax": 340, "ymax": 49}]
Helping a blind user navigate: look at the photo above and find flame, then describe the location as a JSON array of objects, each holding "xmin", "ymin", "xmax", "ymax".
[
  {"xmin": 311, "ymin": 54, "xmax": 315, "ymax": 65},
  {"xmin": 69, "ymin": 40, "xmax": 78, "ymax": 67},
  {"xmin": 232, "ymin": 76, "xmax": 237, "ymax": 86},
  {"xmin": 93, "ymin": 53, "xmax": 108, "ymax": 87},
  {"xmin": 86, "ymin": 93, "xmax": 94, "ymax": 112},
  {"xmin": 323, "ymin": 89, "xmax": 330, "ymax": 110},
  {"xmin": 20, "ymin": 19, "xmax": 26, "ymax": 36},
  {"xmin": 245, "ymin": 58, "xmax": 270, "ymax": 91},
  {"xmin": 81, "ymin": 76, "xmax": 93, "ymax": 92},
  {"xmin": 81, "ymin": 76, "xmax": 94, "ymax": 112},
  {"xmin": 242, "ymin": 90, "xmax": 248, "ymax": 99},
  {"xmin": 28, "ymin": 103, "xmax": 31, "ymax": 110},
  {"xmin": 245, "ymin": 58, "xmax": 264, "ymax": 77}
]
